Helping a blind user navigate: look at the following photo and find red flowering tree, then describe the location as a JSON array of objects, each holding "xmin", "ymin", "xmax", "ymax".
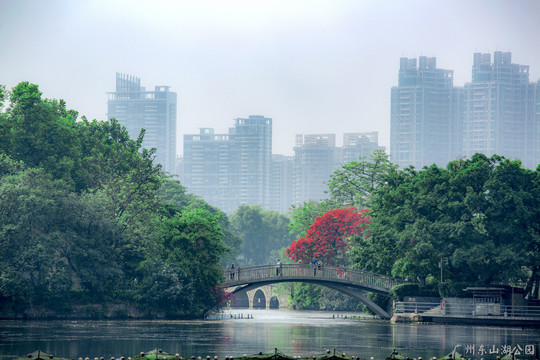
[{"xmin": 286, "ymin": 206, "xmax": 370, "ymax": 265}]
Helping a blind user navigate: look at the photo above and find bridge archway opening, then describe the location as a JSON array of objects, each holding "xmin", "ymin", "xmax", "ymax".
[
  {"xmin": 233, "ymin": 289, "xmax": 249, "ymax": 308},
  {"xmin": 269, "ymin": 295, "xmax": 279, "ymax": 309},
  {"xmin": 252, "ymin": 289, "xmax": 266, "ymax": 309}
]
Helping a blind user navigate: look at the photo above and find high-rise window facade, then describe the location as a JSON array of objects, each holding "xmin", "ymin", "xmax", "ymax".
[
  {"xmin": 293, "ymin": 134, "xmax": 342, "ymax": 205},
  {"xmin": 390, "ymin": 57, "xmax": 462, "ymax": 169},
  {"xmin": 183, "ymin": 128, "xmax": 233, "ymax": 211},
  {"xmin": 107, "ymin": 73, "xmax": 177, "ymax": 174},
  {"xmin": 183, "ymin": 115, "xmax": 272, "ymax": 213},
  {"xmin": 391, "ymin": 53, "xmax": 539, "ymax": 170},
  {"xmin": 463, "ymin": 52, "xmax": 537, "ymax": 169},
  {"xmin": 343, "ymin": 132, "xmax": 385, "ymax": 163},
  {"xmin": 270, "ymin": 154, "xmax": 293, "ymax": 213}
]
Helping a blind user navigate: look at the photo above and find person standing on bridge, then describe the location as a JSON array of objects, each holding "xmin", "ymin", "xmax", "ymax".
[
  {"xmin": 313, "ymin": 258, "xmax": 318, "ymax": 276},
  {"xmin": 276, "ymin": 259, "xmax": 282, "ymax": 276}
]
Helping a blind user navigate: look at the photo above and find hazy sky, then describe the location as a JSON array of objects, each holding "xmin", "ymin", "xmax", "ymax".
[{"xmin": 1, "ymin": 0, "xmax": 539, "ymax": 156}]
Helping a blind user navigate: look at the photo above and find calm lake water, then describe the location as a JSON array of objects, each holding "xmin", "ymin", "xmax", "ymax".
[{"xmin": 1, "ymin": 310, "xmax": 539, "ymax": 360}]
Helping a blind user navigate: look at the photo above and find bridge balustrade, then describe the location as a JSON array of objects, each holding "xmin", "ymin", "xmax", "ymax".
[{"xmin": 223, "ymin": 264, "xmax": 400, "ymax": 293}]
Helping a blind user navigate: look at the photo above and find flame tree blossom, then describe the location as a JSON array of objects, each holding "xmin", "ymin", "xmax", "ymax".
[{"xmin": 286, "ymin": 206, "xmax": 370, "ymax": 265}]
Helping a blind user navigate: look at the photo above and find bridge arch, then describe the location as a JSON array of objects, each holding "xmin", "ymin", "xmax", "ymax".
[
  {"xmin": 269, "ymin": 295, "xmax": 279, "ymax": 309},
  {"xmin": 223, "ymin": 264, "xmax": 400, "ymax": 319},
  {"xmin": 233, "ymin": 288, "xmax": 249, "ymax": 308},
  {"xmin": 253, "ymin": 289, "xmax": 266, "ymax": 309}
]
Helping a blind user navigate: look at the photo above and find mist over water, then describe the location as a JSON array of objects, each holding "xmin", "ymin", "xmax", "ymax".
[{"xmin": 1, "ymin": 310, "xmax": 539, "ymax": 360}]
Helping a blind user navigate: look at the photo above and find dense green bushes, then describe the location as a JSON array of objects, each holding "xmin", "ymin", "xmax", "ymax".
[{"xmin": 0, "ymin": 83, "xmax": 230, "ymax": 318}]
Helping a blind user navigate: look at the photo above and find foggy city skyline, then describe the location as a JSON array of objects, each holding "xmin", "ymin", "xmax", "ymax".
[{"xmin": 1, "ymin": 0, "xmax": 540, "ymax": 157}]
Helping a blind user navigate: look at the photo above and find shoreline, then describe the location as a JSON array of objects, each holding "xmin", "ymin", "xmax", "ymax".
[{"xmin": 391, "ymin": 313, "xmax": 540, "ymax": 328}]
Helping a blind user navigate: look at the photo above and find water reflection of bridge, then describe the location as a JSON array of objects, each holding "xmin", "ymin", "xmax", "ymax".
[{"xmin": 223, "ymin": 264, "xmax": 401, "ymax": 319}]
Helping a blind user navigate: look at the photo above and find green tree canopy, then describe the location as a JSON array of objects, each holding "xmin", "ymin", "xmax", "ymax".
[
  {"xmin": 231, "ymin": 205, "xmax": 295, "ymax": 265},
  {"xmin": 0, "ymin": 82, "xmax": 236, "ymax": 318},
  {"xmin": 158, "ymin": 179, "xmax": 242, "ymax": 266},
  {"xmin": 350, "ymin": 154, "xmax": 540, "ymax": 297},
  {"xmin": 327, "ymin": 149, "xmax": 397, "ymax": 209},
  {"xmin": 0, "ymin": 82, "xmax": 82, "ymax": 188},
  {"xmin": 0, "ymin": 157, "xmax": 123, "ymax": 310}
]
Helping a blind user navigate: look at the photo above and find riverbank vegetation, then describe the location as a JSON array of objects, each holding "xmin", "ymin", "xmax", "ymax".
[
  {"xmin": 357, "ymin": 153, "xmax": 540, "ymax": 299},
  {"xmin": 284, "ymin": 150, "xmax": 540, "ymax": 310},
  {"xmin": 0, "ymin": 82, "xmax": 237, "ymax": 319}
]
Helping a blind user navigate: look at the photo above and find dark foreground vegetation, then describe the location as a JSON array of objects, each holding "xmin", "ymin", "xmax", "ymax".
[{"xmin": 0, "ymin": 83, "xmax": 239, "ymax": 318}]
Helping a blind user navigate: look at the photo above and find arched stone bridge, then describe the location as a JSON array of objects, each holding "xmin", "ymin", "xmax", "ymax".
[{"xmin": 223, "ymin": 264, "xmax": 401, "ymax": 319}]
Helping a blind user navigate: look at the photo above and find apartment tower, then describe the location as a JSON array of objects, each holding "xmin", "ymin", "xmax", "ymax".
[
  {"xmin": 463, "ymin": 52, "xmax": 537, "ymax": 168},
  {"xmin": 107, "ymin": 73, "xmax": 177, "ymax": 174},
  {"xmin": 183, "ymin": 115, "xmax": 272, "ymax": 213},
  {"xmin": 390, "ymin": 57, "xmax": 462, "ymax": 168}
]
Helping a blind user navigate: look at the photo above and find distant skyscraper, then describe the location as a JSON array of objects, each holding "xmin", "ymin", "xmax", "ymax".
[
  {"xmin": 463, "ymin": 52, "xmax": 537, "ymax": 168},
  {"xmin": 343, "ymin": 132, "xmax": 385, "ymax": 162},
  {"xmin": 183, "ymin": 128, "xmax": 233, "ymax": 210},
  {"xmin": 107, "ymin": 73, "xmax": 177, "ymax": 174},
  {"xmin": 390, "ymin": 57, "xmax": 462, "ymax": 168},
  {"xmin": 536, "ymin": 80, "xmax": 540, "ymax": 165},
  {"xmin": 183, "ymin": 115, "xmax": 272, "ymax": 213},
  {"xmin": 269, "ymin": 154, "xmax": 293, "ymax": 213},
  {"xmin": 231, "ymin": 115, "xmax": 273, "ymax": 208},
  {"xmin": 293, "ymin": 134, "xmax": 342, "ymax": 205},
  {"xmin": 391, "ymin": 52, "xmax": 539, "ymax": 170}
]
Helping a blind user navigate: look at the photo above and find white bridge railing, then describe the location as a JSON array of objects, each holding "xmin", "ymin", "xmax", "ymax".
[
  {"xmin": 396, "ymin": 301, "xmax": 540, "ymax": 318},
  {"xmin": 223, "ymin": 264, "xmax": 400, "ymax": 293}
]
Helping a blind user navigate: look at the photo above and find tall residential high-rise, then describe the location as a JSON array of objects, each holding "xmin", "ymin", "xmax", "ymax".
[
  {"xmin": 269, "ymin": 154, "xmax": 293, "ymax": 213},
  {"xmin": 463, "ymin": 52, "xmax": 537, "ymax": 168},
  {"xmin": 391, "ymin": 52, "xmax": 539, "ymax": 170},
  {"xmin": 343, "ymin": 132, "xmax": 385, "ymax": 162},
  {"xmin": 390, "ymin": 57, "xmax": 463, "ymax": 168},
  {"xmin": 536, "ymin": 80, "xmax": 540, "ymax": 165},
  {"xmin": 230, "ymin": 115, "xmax": 273, "ymax": 208},
  {"xmin": 107, "ymin": 73, "xmax": 177, "ymax": 174},
  {"xmin": 183, "ymin": 128, "xmax": 234, "ymax": 211},
  {"xmin": 292, "ymin": 134, "xmax": 342, "ymax": 205},
  {"xmin": 183, "ymin": 115, "xmax": 272, "ymax": 213}
]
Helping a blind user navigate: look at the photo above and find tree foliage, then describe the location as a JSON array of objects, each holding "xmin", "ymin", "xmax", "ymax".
[
  {"xmin": 350, "ymin": 154, "xmax": 540, "ymax": 297},
  {"xmin": 1, "ymin": 82, "xmax": 82, "ymax": 188},
  {"xmin": 0, "ymin": 160, "xmax": 123, "ymax": 310},
  {"xmin": 158, "ymin": 179, "xmax": 242, "ymax": 267},
  {"xmin": 288, "ymin": 200, "xmax": 338, "ymax": 238},
  {"xmin": 155, "ymin": 207, "xmax": 228, "ymax": 316},
  {"xmin": 286, "ymin": 207, "xmax": 370, "ymax": 265},
  {"xmin": 327, "ymin": 149, "xmax": 397, "ymax": 209},
  {"xmin": 0, "ymin": 82, "xmax": 231, "ymax": 318},
  {"xmin": 230, "ymin": 205, "xmax": 295, "ymax": 265}
]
